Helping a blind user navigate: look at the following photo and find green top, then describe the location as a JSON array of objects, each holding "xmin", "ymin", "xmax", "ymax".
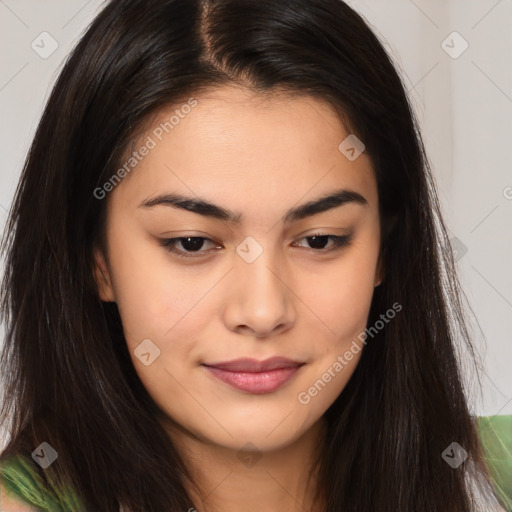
[
  {"xmin": 477, "ymin": 415, "xmax": 512, "ymax": 511},
  {"xmin": 1, "ymin": 415, "xmax": 511, "ymax": 511},
  {"xmin": 0, "ymin": 453, "xmax": 86, "ymax": 511}
]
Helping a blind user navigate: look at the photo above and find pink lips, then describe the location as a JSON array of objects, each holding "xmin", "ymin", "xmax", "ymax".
[{"xmin": 202, "ymin": 357, "xmax": 304, "ymax": 394}]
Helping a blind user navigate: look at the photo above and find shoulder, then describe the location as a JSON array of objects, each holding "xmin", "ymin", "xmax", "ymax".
[
  {"xmin": 1, "ymin": 480, "xmax": 40, "ymax": 511},
  {"xmin": 0, "ymin": 451, "xmax": 88, "ymax": 512},
  {"xmin": 475, "ymin": 414, "xmax": 512, "ymax": 511},
  {"xmin": 0, "ymin": 453, "xmax": 43, "ymax": 511}
]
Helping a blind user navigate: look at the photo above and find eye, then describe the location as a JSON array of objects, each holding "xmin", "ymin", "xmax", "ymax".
[
  {"xmin": 159, "ymin": 233, "xmax": 352, "ymax": 259},
  {"xmin": 159, "ymin": 236, "xmax": 221, "ymax": 258},
  {"xmin": 293, "ymin": 234, "xmax": 352, "ymax": 253}
]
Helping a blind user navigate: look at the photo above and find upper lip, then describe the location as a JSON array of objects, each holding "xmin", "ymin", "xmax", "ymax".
[{"xmin": 203, "ymin": 357, "xmax": 304, "ymax": 372}]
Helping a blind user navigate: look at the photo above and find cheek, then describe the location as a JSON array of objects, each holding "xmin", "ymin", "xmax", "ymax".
[
  {"xmin": 291, "ymin": 253, "xmax": 377, "ymax": 417},
  {"xmin": 110, "ymin": 252, "xmax": 216, "ymax": 413},
  {"xmin": 301, "ymin": 244, "xmax": 379, "ymax": 351},
  {"xmin": 108, "ymin": 234, "xmax": 216, "ymax": 347}
]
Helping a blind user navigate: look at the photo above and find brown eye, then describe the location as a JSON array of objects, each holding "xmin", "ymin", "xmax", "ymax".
[
  {"xmin": 160, "ymin": 237, "xmax": 220, "ymax": 258},
  {"xmin": 294, "ymin": 234, "xmax": 352, "ymax": 252}
]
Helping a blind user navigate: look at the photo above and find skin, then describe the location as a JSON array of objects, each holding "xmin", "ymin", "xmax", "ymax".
[
  {"xmin": 94, "ymin": 85, "xmax": 383, "ymax": 512},
  {"xmin": 0, "ymin": 483, "xmax": 40, "ymax": 511}
]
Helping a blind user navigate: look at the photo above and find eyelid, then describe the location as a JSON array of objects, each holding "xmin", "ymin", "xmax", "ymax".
[
  {"xmin": 158, "ymin": 236, "xmax": 221, "ymax": 258},
  {"xmin": 292, "ymin": 234, "xmax": 352, "ymax": 253},
  {"xmin": 159, "ymin": 232, "xmax": 352, "ymax": 259}
]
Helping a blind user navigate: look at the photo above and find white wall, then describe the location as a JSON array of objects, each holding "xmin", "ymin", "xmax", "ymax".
[
  {"xmin": 0, "ymin": 0, "xmax": 510, "ymax": 445},
  {"xmin": 350, "ymin": 0, "xmax": 512, "ymax": 417}
]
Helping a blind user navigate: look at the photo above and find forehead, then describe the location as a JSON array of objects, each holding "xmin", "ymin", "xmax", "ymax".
[{"xmin": 110, "ymin": 85, "xmax": 377, "ymax": 215}]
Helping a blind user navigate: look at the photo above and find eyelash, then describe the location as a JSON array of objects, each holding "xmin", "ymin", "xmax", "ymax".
[{"xmin": 159, "ymin": 234, "xmax": 352, "ymax": 259}]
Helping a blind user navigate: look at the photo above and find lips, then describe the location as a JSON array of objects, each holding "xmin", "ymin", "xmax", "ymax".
[
  {"xmin": 203, "ymin": 356, "xmax": 303, "ymax": 372},
  {"xmin": 202, "ymin": 357, "xmax": 304, "ymax": 394}
]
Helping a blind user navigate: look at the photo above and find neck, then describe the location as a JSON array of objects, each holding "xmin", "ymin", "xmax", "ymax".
[{"xmin": 164, "ymin": 417, "xmax": 328, "ymax": 512}]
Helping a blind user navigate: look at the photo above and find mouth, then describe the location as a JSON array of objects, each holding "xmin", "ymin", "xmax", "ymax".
[{"xmin": 202, "ymin": 357, "xmax": 305, "ymax": 394}]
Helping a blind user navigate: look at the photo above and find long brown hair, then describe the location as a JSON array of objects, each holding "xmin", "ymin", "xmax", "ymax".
[{"xmin": 0, "ymin": 0, "xmax": 501, "ymax": 510}]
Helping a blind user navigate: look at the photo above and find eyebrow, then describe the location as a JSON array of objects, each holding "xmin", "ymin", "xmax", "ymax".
[{"xmin": 138, "ymin": 188, "xmax": 368, "ymax": 224}]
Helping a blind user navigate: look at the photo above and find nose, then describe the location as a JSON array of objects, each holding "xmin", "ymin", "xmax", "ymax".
[{"xmin": 222, "ymin": 249, "xmax": 296, "ymax": 338}]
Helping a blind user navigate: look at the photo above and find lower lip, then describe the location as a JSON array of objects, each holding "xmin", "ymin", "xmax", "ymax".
[{"xmin": 204, "ymin": 365, "xmax": 302, "ymax": 394}]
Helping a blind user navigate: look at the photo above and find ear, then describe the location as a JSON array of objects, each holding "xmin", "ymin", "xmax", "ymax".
[
  {"xmin": 93, "ymin": 246, "xmax": 116, "ymax": 302},
  {"xmin": 374, "ymin": 250, "xmax": 385, "ymax": 287},
  {"xmin": 375, "ymin": 215, "xmax": 397, "ymax": 287}
]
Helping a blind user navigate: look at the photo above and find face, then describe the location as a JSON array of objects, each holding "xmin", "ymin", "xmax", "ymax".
[{"xmin": 94, "ymin": 85, "xmax": 383, "ymax": 453}]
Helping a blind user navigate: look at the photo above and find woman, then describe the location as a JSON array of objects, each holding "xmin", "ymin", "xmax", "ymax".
[{"xmin": 0, "ymin": 0, "xmax": 506, "ymax": 510}]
